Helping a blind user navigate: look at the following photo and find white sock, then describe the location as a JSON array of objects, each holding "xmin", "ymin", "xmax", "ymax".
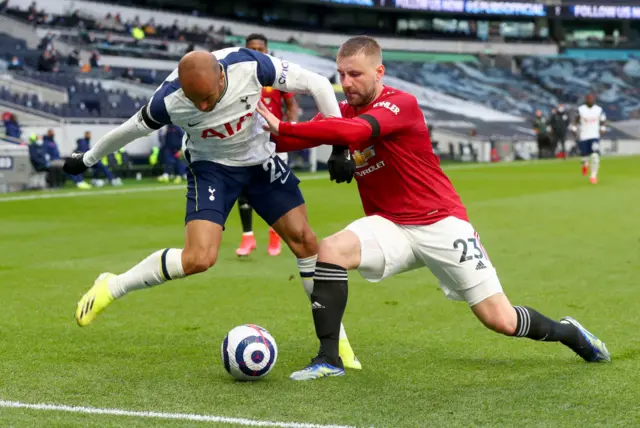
[
  {"xmin": 339, "ymin": 323, "xmax": 348, "ymax": 340},
  {"xmin": 582, "ymin": 157, "xmax": 589, "ymax": 167},
  {"xmin": 108, "ymin": 248, "xmax": 185, "ymax": 299},
  {"xmin": 297, "ymin": 254, "xmax": 317, "ymax": 298},
  {"xmin": 297, "ymin": 255, "xmax": 349, "ymax": 341},
  {"xmin": 590, "ymin": 153, "xmax": 600, "ymax": 178}
]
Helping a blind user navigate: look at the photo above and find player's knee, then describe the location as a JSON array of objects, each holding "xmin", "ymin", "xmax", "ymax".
[
  {"xmin": 317, "ymin": 234, "xmax": 351, "ymax": 267},
  {"xmin": 472, "ymin": 294, "xmax": 517, "ymax": 336},
  {"xmin": 182, "ymin": 249, "xmax": 217, "ymax": 275}
]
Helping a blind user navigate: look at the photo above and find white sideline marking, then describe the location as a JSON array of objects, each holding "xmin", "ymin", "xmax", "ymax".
[
  {"xmin": 0, "ymin": 400, "xmax": 356, "ymax": 428},
  {"xmin": 0, "ymin": 175, "xmax": 332, "ymax": 203},
  {"xmin": 0, "ymin": 156, "xmax": 635, "ymax": 203}
]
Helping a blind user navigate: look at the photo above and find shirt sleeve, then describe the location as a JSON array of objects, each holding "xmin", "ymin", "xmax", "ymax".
[
  {"xmin": 145, "ymin": 77, "xmax": 181, "ymax": 128},
  {"xmin": 278, "ymin": 93, "xmax": 418, "ymax": 144},
  {"xmin": 83, "ymin": 107, "xmax": 158, "ymax": 166},
  {"xmin": 356, "ymin": 93, "xmax": 419, "ymax": 138},
  {"xmin": 266, "ymin": 54, "xmax": 341, "ymax": 119}
]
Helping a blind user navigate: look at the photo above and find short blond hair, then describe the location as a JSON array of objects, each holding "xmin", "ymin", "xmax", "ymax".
[{"xmin": 337, "ymin": 36, "xmax": 382, "ymax": 65}]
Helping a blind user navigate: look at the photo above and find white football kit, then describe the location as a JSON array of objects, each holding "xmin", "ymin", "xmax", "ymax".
[
  {"xmin": 81, "ymin": 47, "xmax": 340, "ymax": 226},
  {"xmin": 577, "ymin": 104, "xmax": 606, "ymax": 142}
]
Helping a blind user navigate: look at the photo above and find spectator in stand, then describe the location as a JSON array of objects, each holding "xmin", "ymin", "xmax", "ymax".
[
  {"xmin": 0, "ymin": 0, "xmax": 9, "ymax": 13},
  {"xmin": 38, "ymin": 32, "xmax": 54, "ymax": 50},
  {"xmin": 121, "ymin": 68, "xmax": 138, "ymax": 81},
  {"xmin": 144, "ymin": 18, "xmax": 156, "ymax": 36},
  {"xmin": 67, "ymin": 49, "xmax": 81, "ymax": 67},
  {"xmin": 28, "ymin": 133, "xmax": 48, "ymax": 172},
  {"xmin": 170, "ymin": 19, "xmax": 180, "ymax": 40},
  {"xmin": 43, "ymin": 129, "xmax": 91, "ymax": 188},
  {"xmin": 3, "ymin": 112, "xmax": 21, "ymax": 139},
  {"xmin": 82, "ymin": 31, "xmax": 96, "ymax": 45},
  {"xmin": 37, "ymin": 50, "xmax": 58, "ymax": 72},
  {"xmin": 7, "ymin": 56, "xmax": 23, "ymax": 70},
  {"xmin": 89, "ymin": 51, "xmax": 100, "ymax": 68},
  {"xmin": 103, "ymin": 33, "xmax": 114, "ymax": 47}
]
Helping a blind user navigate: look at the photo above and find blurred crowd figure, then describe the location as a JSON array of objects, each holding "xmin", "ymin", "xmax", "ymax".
[{"xmin": 533, "ymin": 104, "xmax": 571, "ymax": 159}]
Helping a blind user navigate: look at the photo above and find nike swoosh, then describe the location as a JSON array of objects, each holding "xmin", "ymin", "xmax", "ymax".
[
  {"xmin": 280, "ymin": 171, "xmax": 291, "ymax": 184},
  {"xmin": 187, "ymin": 121, "xmax": 203, "ymax": 127}
]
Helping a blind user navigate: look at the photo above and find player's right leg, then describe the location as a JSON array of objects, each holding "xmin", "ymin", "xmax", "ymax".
[
  {"xmin": 409, "ymin": 216, "xmax": 610, "ymax": 363},
  {"xmin": 290, "ymin": 215, "xmax": 417, "ymax": 380},
  {"xmin": 578, "ymin": 140, "xmax": 590, "ymax": 177},
  {"xmin": 235, "ymin": 192, "xmax": 256, "ymax": 257},
  {"xmin": 75, "ymin": 160, "xmax": 239, "ymax": 327}
]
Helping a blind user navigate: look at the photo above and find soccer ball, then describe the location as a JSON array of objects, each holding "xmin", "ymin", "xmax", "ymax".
[{"xmin": 221, "ymin": 324, "xmax": 278, "ymax": 381}]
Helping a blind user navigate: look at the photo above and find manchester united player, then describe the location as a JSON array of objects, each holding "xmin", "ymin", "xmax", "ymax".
[
  {"xmin": 257, "ymin": 36, "xmax": 610, "ymax": 381},
  {"xmin": 236, "ymin": 34, "xmax": 300, "ymax": 257}
]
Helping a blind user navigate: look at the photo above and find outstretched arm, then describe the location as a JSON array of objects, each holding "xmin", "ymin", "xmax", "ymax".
[{"xmin": 82, "ymin": 105, "xmax": 159, "ymax": 166}]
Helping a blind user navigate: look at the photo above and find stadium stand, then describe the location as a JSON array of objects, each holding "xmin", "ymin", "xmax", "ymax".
[{"xmin": 1, "ymin": 0, "xmax": 639, "ymax": 163}]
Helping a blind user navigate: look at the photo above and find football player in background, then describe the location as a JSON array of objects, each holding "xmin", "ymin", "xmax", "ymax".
[
  {"xmin": 573, "ymin": 94, "xmax": 606, "ymax": 184},
  {"xmin": 236, "ymin": 33, "xmax": 299, "ymax": 257},
  {"xmin": 259, "ymin": 36, "xmax": 610, "ymax": 381}
]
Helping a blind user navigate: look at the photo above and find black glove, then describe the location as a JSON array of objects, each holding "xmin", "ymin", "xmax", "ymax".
[
  {"xmin": 63, "ymin": 151, "xmax": 89, "ymax": 175},
  {"xmin": 327, "ymin": 145, "xmax": 355, "ymax": 184}
]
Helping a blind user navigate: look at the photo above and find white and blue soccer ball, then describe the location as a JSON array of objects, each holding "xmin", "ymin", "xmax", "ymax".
[{"xmin": 221, "ymin": 324, "xmax": 278, "ymax": 381}]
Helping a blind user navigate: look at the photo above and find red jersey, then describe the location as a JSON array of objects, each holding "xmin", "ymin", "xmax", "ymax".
[
  {"xmin": 276, "ymin": 86, "xmax": 468, "ymax": 225},
  {"xmin": 261, "ymin": 86, "xmax": 294, "ymax": 121}
]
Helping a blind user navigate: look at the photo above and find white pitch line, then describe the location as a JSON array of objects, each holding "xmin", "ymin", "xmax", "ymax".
[
  {"xmin": 0, "ymin": 400, "xmax": 357, "ymax": 428},
  {"xmin": 0, "ymin": 174, "xmax": 331, "ymax": 203}
]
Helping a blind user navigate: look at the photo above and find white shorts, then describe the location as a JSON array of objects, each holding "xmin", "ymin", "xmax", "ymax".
[
  {"xmin": 345, "ymin": 215, "xmax": 503, "ymax": 306},
  {"xmin": 275, "ymin": 152, "xmax": 288, "ymax": 164}
]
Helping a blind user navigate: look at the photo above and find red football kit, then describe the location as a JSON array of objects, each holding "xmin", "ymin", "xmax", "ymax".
[
  {"xmin": 275, "ymin": 86, "xmax": 468, "ymax": 225},
  {"xmin": 261, "ymin": 86, "xmax": 294, "ymax": 121}
]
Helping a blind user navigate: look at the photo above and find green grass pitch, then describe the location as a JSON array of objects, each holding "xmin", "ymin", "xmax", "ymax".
[{"xmin": 1, "ymin": 157, "xmax": 639, "ymax": 427}]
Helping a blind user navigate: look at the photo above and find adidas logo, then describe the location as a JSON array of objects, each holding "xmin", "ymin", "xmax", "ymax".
[
  {"xmin": 311, "ymin": 301, "xmax": 325, "ymax": 310},
  {"xmin": 475, "ymin": 260, "xmax": 487, "ymax": 271}
]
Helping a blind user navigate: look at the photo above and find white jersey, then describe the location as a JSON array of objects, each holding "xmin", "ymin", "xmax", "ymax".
[
  {"xmin": 82, "ymin": 47, "xmax": 340, "ymax": 168},
  {"xmin": 142, "ymin": 47, "xmax": 334, "ymax": 166},
  {"xmin": 577, "ymin": 104, "xmax": 606, "ymax": 141}
]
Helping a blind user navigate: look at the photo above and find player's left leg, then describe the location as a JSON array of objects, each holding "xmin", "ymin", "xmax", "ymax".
[
  {"xmin": 470, "ymin": 292, "xmax": 609, "ymax": 362},
  {"xmin": 235, "ymin": 192, "xmax": 256, "ymax": 257},
  {"xmin": 411, "ymin": 216, "xmax": 610, "ymax": 363},
  {"xmin": 289, "ymin": 215, "xmax": 419, "ymax": 380},
  {"xmin": 248, "ymin": 155, "xmax": 360, "ymax": 370},
  {"xmin": 267, "ymin": 153, "xmax": 289, "ymax": 257},
  {"xmin": 588, "ymin": 139, "xmax": 600, "ymax": 184}
]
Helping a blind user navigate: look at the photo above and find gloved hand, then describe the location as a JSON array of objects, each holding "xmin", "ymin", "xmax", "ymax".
[
  {"xmin": 327, "ymin": 145, "xmax": 355, "ymax": 184},
  {"xmin": 63, "ymin": 151, "xmax": 89, "ymax": 175}
]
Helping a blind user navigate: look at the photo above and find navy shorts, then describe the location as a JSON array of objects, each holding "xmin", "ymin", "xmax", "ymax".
[
  {"xmin": 578, "ymin": 138, "xmax": 600, "ymax": 156},
  {"xmin": 185, "ymin": 155, "xmax": 303, "ymax": 227}
]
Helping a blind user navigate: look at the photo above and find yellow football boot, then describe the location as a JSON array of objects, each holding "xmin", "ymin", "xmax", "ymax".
[
  {"xmin": 75, "ymin": 273, "xmax": 116, "ymax": 327},
  {"xmin": 339, "ymin": 337, "xmax": 362, "ymax": 370}
]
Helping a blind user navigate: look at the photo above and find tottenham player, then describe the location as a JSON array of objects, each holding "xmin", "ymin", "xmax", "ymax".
[
  {"xmin": 63, "ymin": 48, "xmax": 361, "ymax": 370},
  {"xmin": 258, "ymin": 36, "xmax": 610, "ymax": 381},
  {"xmin": 236, "ymin": 34, "xmax": 299, "ymax": 257},
  {"xmin": 573, "ymin": 94, "xmax": 606, "ymax": 184}
]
